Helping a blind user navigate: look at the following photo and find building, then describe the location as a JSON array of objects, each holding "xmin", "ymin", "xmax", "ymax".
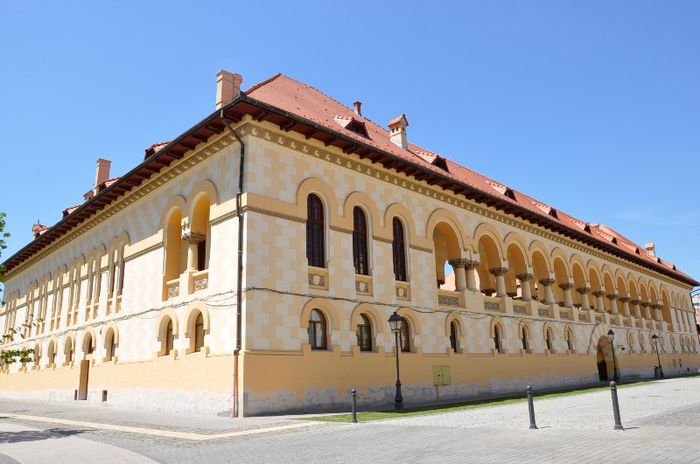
[{"xmin": 1, "ymin": 71, "xmax": 699, "ymax": 416}]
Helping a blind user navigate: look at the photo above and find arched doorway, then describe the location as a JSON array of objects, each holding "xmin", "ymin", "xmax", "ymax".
[{"xmin": 596, "ymin": 335, "xmax": 614, "ymax": 381}]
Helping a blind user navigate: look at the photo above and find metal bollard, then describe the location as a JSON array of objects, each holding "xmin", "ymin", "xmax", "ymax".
[
  {"xmin": 526, "ymin": 386, "xmax": 538, "ymax": 429},
  {"xmin": 610, "ymin": 381, "xmax": 624, "ymax": 430},
  {"xmin": 351, "ymin": 388, "xmax": 358, "ymax": 423}
]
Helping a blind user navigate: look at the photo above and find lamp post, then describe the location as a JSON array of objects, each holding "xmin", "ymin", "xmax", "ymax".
[
  {"xmin": 652, "ymin": 334, "xmax": 664, "ymax": 379},
  {"xmin": 607, "ymin": 329, "xmax": 619, "ymax": 382},
  {"xmin": 388, "ymin": 311, "xmax": 404, "ymax": 409}
]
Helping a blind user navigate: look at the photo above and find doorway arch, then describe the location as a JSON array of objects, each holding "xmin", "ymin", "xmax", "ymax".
[{"xmin": 596, "ymin": 335, "xmax": 614, "ymax": 381}]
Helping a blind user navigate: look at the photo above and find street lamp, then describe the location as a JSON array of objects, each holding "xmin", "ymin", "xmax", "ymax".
[
  {"xmin": 388, "ymin": 311, "xmax": 404, "ymax": 410},
  {"xmin": 607, "ymin": 329, "xmax": 619, "ymax": 382},
  {"xmin": 652, "ymin": 334, "xmax": 664, "ymax": 379}
]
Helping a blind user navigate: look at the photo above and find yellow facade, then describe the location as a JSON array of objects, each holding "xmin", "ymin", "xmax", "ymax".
[{"xmin": 1, "ymin": 80, "xmax": 699, "ymax": 416}]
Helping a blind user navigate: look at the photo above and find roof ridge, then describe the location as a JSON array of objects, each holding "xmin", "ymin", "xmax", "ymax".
[{"xmin": 244, "ymin": 72, "xmax": 283, "ymax": 94}]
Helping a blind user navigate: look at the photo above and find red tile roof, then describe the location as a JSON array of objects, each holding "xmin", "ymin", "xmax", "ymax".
[{"xmin": 246, "ymin": 73, "xmax": 694, "ymax": 283}]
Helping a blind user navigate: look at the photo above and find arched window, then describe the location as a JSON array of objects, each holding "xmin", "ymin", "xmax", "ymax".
[
  {"xmin": 521, "ymin": 326, "xmax": 530, "ymax": 351},
  {"xmin": 494, "ymin": 324, "xmax": 503, "ymax": 353},
  {"xmin": 192, "ymin": 195, "xmax": 211, "ymax": 271},
  {"xmin": 65, "ymin": 338, "xmax": 74, "ymax": 364},
  {"xmin": 194, "ymin": 312, "xmax": 205, "ymax": 352},
  {"xmin": 566, "ymin": 330, "xmax": 574, "ymax": 352},
  {"xmin": 47, "ymin": 341, "xmax": 56, "ymax": 366},
  {"xmin": 105, "ymin": 330, "xmax": 116, "ymax": 362},
  {"xmin": 392, "ymin": 218, "xmax": 407, "ymax": 282},
  {"xmin": 83, "ymin": 333, "xmax": 94, "ymax": 356},
  {"xmin": 306, "ymin": 194, "xmax": 325, "ymax": 268},
  {"xmin": 639, "ymin": 333, "xmax": 645, "ymax": 352},
  {"xmin": 356, "ymin": 314, "xmax": 372, "ymax": 351},
  {"xmin": 163, "ymin": 318, "xmax": 174, "ymax": 356},
  {"xmin": 399, "ymin": 317, "xmax": 411, "ymax": 352},
  {"xmin": 308, "ymin": 309, "xmax": 327, "ymax": 350},
  {"xmin": 545, "ymin": 328, "xmax": 554, "ymax": 352},
  {"xmin": 165, "ymin": 209, "xmax": 184, "ymax": 282},
  {"xmin": 352, "ymin": 207, "xmax": 369, "ymax": 275},
  {"xmin": 33, "ymin": 344, "xmax": 41, "ymax": 367},
  {"xmin": 449, "ymin": 320, "xmax": 460, "ymax": 352}
]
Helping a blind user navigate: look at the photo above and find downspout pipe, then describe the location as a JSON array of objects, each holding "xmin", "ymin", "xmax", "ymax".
[{"xmin": 221, "ymin": 110, "xmax": 245, "ymax": 417}]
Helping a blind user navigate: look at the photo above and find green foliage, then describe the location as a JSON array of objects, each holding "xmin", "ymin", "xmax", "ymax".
[{"xmin": 1, "ymin": 348, "xmax": 34, "ymax": 365}]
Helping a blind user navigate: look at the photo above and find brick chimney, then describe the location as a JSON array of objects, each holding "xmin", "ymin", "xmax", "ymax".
[
  {"xmin": 32, "ymin": 222, "xmax": 48, "ymax": 239},
  {"xmin": 353, "ymin": 101, "xmax": 362, "ymax": 116},
  {"xmin": 216, "ymin": 70, "xmax": 243, "ymax": 109},
  {"xmin": 94, "ymin": 158, "xmax": 111, "ymax": 192},
  {"xmin": 644, "ymin": 242, "xmax": 656, "ymax": 258},
  {"xmin": 388, "ymin": 114, "xmax": 409, "ymax": 150}
]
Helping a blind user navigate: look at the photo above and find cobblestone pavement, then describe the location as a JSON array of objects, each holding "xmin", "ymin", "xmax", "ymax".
[{"xmin": 1, "ymin": 377, "xmax": 699, "ymax": 464}]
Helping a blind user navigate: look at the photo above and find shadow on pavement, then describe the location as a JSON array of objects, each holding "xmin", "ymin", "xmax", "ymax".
[{"xmin": 0, "ymin": 428, "xmax": 88, "ymax": 444}]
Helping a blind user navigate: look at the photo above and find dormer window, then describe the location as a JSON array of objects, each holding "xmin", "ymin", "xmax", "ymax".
[
  {"xmin": 431, "ymin": 156, "xmax": 449, "ymax": 172},
  {"xmin": 334, "ymin": 115, "xmax": 368, "ymax": 138}
]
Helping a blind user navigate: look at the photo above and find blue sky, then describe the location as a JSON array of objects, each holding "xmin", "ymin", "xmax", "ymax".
[{"xmin": 1, "ymin": 1, "xmax": 699, "ymax": 285}]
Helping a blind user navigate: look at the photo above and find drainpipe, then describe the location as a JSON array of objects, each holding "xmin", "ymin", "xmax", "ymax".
[{"xmin": 221, "ymin": 111, "xmax": 245, "ymax": 417}]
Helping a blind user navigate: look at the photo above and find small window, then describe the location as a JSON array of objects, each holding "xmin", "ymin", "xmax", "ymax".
[
  {"xmin": 105, "ymin": 330, "xmax": 116, "ymax": 362},
  {"xmin": 352, "ymin": 207, "xmax": 369, "ymax": 276},
  {"xmin": 306, "ymin": 195, "xmax": 325, "ymax": 268},
  {"xmin": 392, "ymin": 218, "xmax": 407, "ymax": 282},
  {"xmin": 194, "ymin": 312, "xmax": 205, "ymax": 352},
  {"xmin": 400, "ymin": 317, "xmax": 411, "ymax": 352},
  {"xmin": 308, "ymin": 309, "xmax": 327, "ymax": 350},
  {"xmin": 545, "ymin": 329, "xmax": 554, "ymax": 352},
  {"xmin": 521, "ymin": 327, "xmax": 530, "ymax": 351},
  {"xmin": 449, "ymin": 320, "xmax": 460, "ymax": 352},
  {"xmin": 356, "ymin": 314, "xmax": 372, "ymax": 352},
  {"xmin": 48, "ymin": 342, "xmax": 56, "ymax": 366},
  {"xmin": 566, "ymin": 331, "xmax": 574, "ymax": 352},
  {"xmin": 494, "ymin": 325, "xmax": 503, "ymax": 352},
  {"xmin": 164, "ymin": 319, "xmax": 174, "ymax": 356},
  {"xmin": 65, "ymin": 339, "xmax": 74, "ymax": 364}
]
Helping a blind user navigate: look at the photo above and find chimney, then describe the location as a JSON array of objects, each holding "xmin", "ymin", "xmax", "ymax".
[
  {"xmin": 94, "ymin": 158, "xmax": 111, "ymax": 193},
  {"xmin": 216, "ymin": 70, "xmax": 243, "ymax": 109},
  {"xmin": 644, "ymin": 242, "xmax": 656, "ymax": 258},
  {"xmin": 353, "ymin": 101, "xmax": 362, "ymax": 116},
  {"xmin": 388, "ymin": 114, "xmax": 409, "ymax": 150},
  {"xmin": 32, "ymin": 222, "xmax": 48, "ymax": 239}
]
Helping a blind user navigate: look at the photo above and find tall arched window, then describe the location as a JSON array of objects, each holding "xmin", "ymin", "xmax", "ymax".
[
  {"xmin": 392, "ymin": 218, "xmax": 407, "ymax": 282},
  {"xmin": 165, "ymin": 209, "xmax": 184, "ymax": 282},
  {"xmin": 164, "ymin": 319, "xmax": 174, "ymax": 356},
  {"xmin": 83, "ymin": 333, "xmax": 94, "ymax": 356},
  {"xmin": 352, "ymin": 207, "xmax": 369, "ymax": 275},
  {"xmin": 192, "ymin": 195, "xmax": 211, "ymax": 271},
  {"xmin": 566, "ymin": 329, "xmax": 574, "ymax": 352},
  {"xmin": 449, "ymin": 320, "xmax": 460, "ymax": 352},
  {"xmin": 194, "ymin": 312, "xmax": 205, "ymax": 352},
  {"xmin": 47, "ymin": 341, "xmax": 56, "ymax": 366},
  {"xmin": 308, "ymin": 309, "xmax": 327, "ymax": 350},
  {"xmin": 400, "ymin": 317, "xmax": 411, "ymax": 352},
  {"xmin": 521, "ymin": 326, "xmax": 530, "ymax": 351},
  {"xmin": 494, "ymin": 325, "xmax": 503, "ymax": 353},
  {"xmin": 65, "ymin": 338, "xmax": 74, "ymax": 364},
  {"xmin": 356, "ymin": 314, "xmax": 372, "ymax": 352},
  {"xmin": 306, "ymin": 194, "xmax": 325, "ymax": 268}
]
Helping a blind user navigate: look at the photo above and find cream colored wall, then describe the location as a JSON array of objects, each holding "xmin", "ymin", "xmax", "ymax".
[{"xmin": 1, "ymin": 131, "xmax": 243, "ymax": 413}]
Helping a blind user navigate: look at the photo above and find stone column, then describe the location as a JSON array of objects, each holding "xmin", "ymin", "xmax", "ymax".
[
  {"xmin": 641, "ymin": 302, "xmax": 652, "ymax": 319},
  {"xmin": 448, "ymin": 259, "xmax": 468, "ymax": 291},
  {"xmin": 516, "ymin": 273, "xmax": 534, "ymax": 302},
  {"xmin": 630, "ymin": 299, "xmax": 641, "ymax": 318},
  {"xmin": 607, "ymin": 294, "xmax": 618, "ymax": 314},
  {"xmin": 490, "ymin": 267, "xmax": 509, "ymax": 298},
  {"xmin": 592, "ymin": 290, "xmax": 606, "ymax": 312},
  {"xmin": 619, "ymin": 296, "xmax": 631, "ymax": 317},
  {"xmin": 559, "ymin": 283, "xmax": 574, "ymax": 308},
  {"xmin": 182, "ymin": 224, "xmax": 206, "ymax": 272},
  {"xmin": 539, "ymin": 278, "xmax": 556, "ymax": 305},
  {"xmin": 465, "ymin": 260, "xmax": 480, "ymax": 291},
  {"xmin": 577, "ymin": 287, "xmax": 591, "ymax": 310},
  {"xmin": 652, "ymin": 304, "xmax": 663, "ymax": 321}
]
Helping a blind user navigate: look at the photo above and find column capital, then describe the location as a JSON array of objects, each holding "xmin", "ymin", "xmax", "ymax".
[
  {"xmin": 640, "ymin": 302, "xmax": 650, "ymax": 308},
  {"xmin": 558, "ymin": 283, "xmax": 574, "ymax": 291},
  {"xmin": 576, "ymin": 287, "xmax": 590, "ymax": 295},
  {"xmin": 516, "ymin": 273, "xmax": 534, "ymax": 282},
  {"xmin": 448, "ymin": 258, "xmax": 469, "ymax": 267},
  {"xmin": 592, "ymin": 290, "xmax": 606, "ymax": 298},
  {"xmin": 465, "ymin": 260, "xmax": 480, "ymax": 270},
  {"xmin": 630, "ymin": 299, "xmax": 640, "ymax": 306},
  {"xmin": 619, "ymin": 296, "xmax": 630, "ymax": 303},
  {"xmin": 651, "ymin": 303, "xmax": 663, "ymax": 310},
  {"xmin": 489, "ymin": 267, "xmax": 509, "ymax": 277},
  {"xmin": 182, "ymin": 231, "xmax": 207, "ymax": 244},
  {"xmin": 539, "ymin": 278, "xmax": 556, "ymax": 287},
  {"xmin": 606, "ymin": 293, "xmax": 618, "ymax": 301}
]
